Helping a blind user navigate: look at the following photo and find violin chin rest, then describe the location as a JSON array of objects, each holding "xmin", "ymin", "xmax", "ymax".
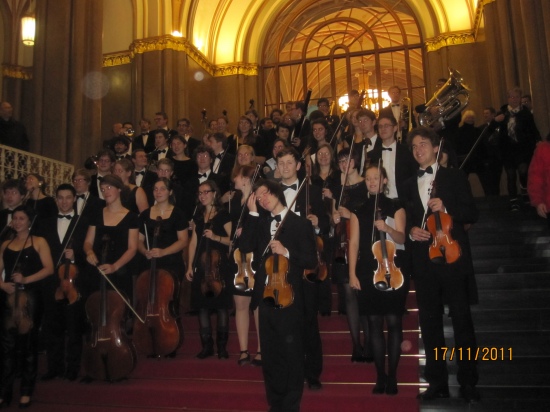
[{"xmin": 374, "ymin": 281, "xmax": 389, "ymax": 292}]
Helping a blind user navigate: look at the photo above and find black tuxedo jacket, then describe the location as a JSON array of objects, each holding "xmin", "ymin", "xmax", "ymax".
[
  {"xmin": 286, "ymin": 180, "xmax": 330, "ymax": 235},
  {"xmin": 0, "ymin": 209, "xmax": 15, "ymax": 242},
  {"xmin": 402, "ymin": 166, "xmax": 478, "ymax": 304},
  {"xmin": 368, "ymin": 141, "xmax": 418, "ymax": 198},
  {"xmin": 214, "ymin": 152, "xmax": 235, "ymax": 192},
  {"xmin": 137, "ymin": 170, "xmax": 158, "ymax": 189},
  {"xmin": 239, "ymin": 211, "xmax": 317, "ymax": 310},
  {"xmin": 133, "ymin": 132, "xmax": 156, "ymax": 153}
]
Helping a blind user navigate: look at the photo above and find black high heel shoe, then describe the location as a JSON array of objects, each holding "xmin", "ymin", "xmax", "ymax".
[
  {"xmin": 237, "ymin": 350, "xmax": 250, "ymax": 366},
  {"xmin": 372, "ymin": 375, "xmax": 386, "ymax": 394}
]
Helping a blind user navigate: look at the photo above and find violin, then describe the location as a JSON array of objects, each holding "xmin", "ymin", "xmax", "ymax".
[
  {"xmin": 54, "ymin": 239, "xmax": 80, "ymax": 305},
  {"xmin": 303, "ymin": 169, "xmax": 327, "ymax": 283},
  {"xmin": 133, "ymin": 217, "xmax": 182, "ymax": 357},
  {"xmin": 5, "ymin": 262, "xmax": 33, "ymax": 335},
  {"xmin": 82, "ymin": 234, "xmax": 137, "ymax": 381},
  {"xmin": 200, "ymin": 220, "xmax": 225, "ymax": 297},
  {"xmin": 425, "ymin": 181, "xmax": 461, "ymax": 264},
  {"xmin": 372, "ymin": 208, "xmax": 404, "ymax": 291}
]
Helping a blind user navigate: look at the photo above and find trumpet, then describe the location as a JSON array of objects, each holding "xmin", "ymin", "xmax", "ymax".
[{"xmin": 419, "ymin": 67, "xmax": 469, "ymax": 127}]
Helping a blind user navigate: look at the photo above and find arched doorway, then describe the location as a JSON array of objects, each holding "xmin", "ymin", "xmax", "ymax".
[{"xmin": 261, "ymin": 2, "xmax": 425, "ymax": 114}]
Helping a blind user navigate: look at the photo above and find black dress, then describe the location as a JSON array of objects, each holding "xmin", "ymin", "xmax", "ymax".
[
  {"xmin": 354, "ymin": 195, "xmax": 409, "ymax": 315},
  {"xmin": 88, "ymin": 209, "xmax": 140, "ymax": 298},
  {"xmin": 121, "ymin": 186, "xmax": 142, "ymax": 215},
  {"xmin": 171, "ymin": 158, "xmax": 198, "ymax": 187},
  {"xmin": 190, "ymin": 210, "xmax": 232, "ymax": 310},
  {"xmin": 0, "ymin": 238, "xmax": 45, "ymax": 399},
  {"xmin": 139, "ymin": 207, "xmax": 187, "ymax": 279}
]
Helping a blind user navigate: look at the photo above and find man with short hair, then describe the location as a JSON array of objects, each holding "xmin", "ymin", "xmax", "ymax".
[
  {"xmin": 355, "ymin": 108, "xmax": 380, "ymax": 174},
  {"xmin": 90, "ymin": 149, "xmax": 115, "ymax": 199},
  {"xmin": 207, "ymin": 132, "xmax": 234, "ymax": 187},
  {"xmin": 0, "ymin": 101, "xmax": 29, "ymax": 151},
  {"xmin": 403, "ymin": 126, "xmax": 480, "ymax": 403},
  {"xmin": 134, "ymin": 118, "xmax": 156, "ymax": 153},
  {"xmin": 379, "ymin": 85, "xmax": 417, "ymax": 142},
  {"xmin": 131, "ymin": 149, "xmax": 156, "ymax": 188},
  {"xmin": 113, "ymin": 136, "xmax": 132, "ymax": 161},
  {"xmin": 0, "ymin": 179, "xmax": 26, "ymax": 241},
  {"xmin": 177, "ymin": 118, "xmax": 200, "ymax": 156},
  {"xmin": 154, "ymin": 111, "xmax": 178, "ymax": 140}
]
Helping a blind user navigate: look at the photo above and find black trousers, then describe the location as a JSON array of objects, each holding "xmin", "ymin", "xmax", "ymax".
[
  {"xmin": 260, "ymin": 301, "xmax": 304, "ymax": 412},
  {"xmin": 414, "ymin": 264, "xmax": 478, "ymax": 388},
  {"xmin": 302, "ymin": 280, "xmax": 323, "ymax": 382}
]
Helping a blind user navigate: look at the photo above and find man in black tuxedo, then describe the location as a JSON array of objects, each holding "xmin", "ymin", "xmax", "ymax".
[
  {"xmin": 72, "ymin": 168, "xmax": 106, "ymax": 223},
  {"xmin": 368, "ymin": 113, "xmax": 418, "ymax": 199},
  {"xmin": 239, "ymin": 179, "xmax": 317, "ymax": 412},
  {"xmin": 184, "ymin": 144, "xmax": 224, "ymax": 200},
  {"xmin": 113, "ymin": 136, "xmax": 132, "ymax": 161},
  {"xmin": 0, "ymin": 179, "xmax": 26, "ymax": 242},
  {"xmin": 275, "ymin": 148, "xmax": 327, "ymax": 392},
  {"xmin": 131, "ymin": 149, "xmax": 157, "ymax": 188},
  {"xmin": 89, "ymin": 149, "xmax": 115, "ymax": 199},
  {"xmin": 354, "ymin": 109, "xmax": 381, "ymax": 174},
  {"xmin": 133, "ymin": 118, "xmax": 156, "ymax": 154},
  {"xmin": 39, "ymin": 184, "xmax": 89, "ymax": 382},
  {"xmin": 402, "ymin": 127, "xmax": 480, "ymax": 403},
  {"xmin": 378, "ymin": 85, "xmax": 416, "ymax": 143},
  {"xmin": 176, "ymin": 118, "xmax": 200, "ymax": 157},
  {"xmin": 153, "ymin": 111, "xmax": 178, "ymax": 141},
  {"xmin": 207, "ymin": 133, "xmax": 235, "ymax": 192}
]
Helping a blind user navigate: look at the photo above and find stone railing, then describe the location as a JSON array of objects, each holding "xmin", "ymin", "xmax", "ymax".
[{"xmin": 0, "ymin": 145, "xmax": 74, "ymax": 196}]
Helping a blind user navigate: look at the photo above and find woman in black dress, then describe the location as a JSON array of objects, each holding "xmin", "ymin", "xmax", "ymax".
[
  {"xmin": 0, "ymin": 206, "xmax": 54, "ymax": 408},
  {"xmin": 113, "ymin": 159, "xmax": 149, "ymax": 215},
  {"xmin": 331, "ymin": 147, "xmax": 371, "ymax": 362},
  {"xmin": 24, "ymin": 173, "xmax": 57, "ymax": 222},
  {"xmin": 227, "ymin": 165, "xmax": 262, "ymax": 366},
  {"xmin": 83, "ymin": 174, "xmax": 139, "ymax": 301},
  {"xmin": 348, "ymin": 164, "xmax": 408, "ymax": 395},
  {"xmin": 185, "ymin": 181, "xmax": 232, "ymax": 359},
  {"xmin": 169, "ymin": 135, "xmax": 198, "ymax": 187}
]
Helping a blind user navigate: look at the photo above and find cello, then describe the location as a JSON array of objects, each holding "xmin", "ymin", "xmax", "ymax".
[
  {"xmin": 133, "ymin": 217, "xmax": 182, "ymax": 357},
  {"xmin": 82, "ymin": 234, "xmax": 137, "ymax": 382},
  {"xmin": 422, "ymin": 140, "xmax": 462, "ymax": 264}
]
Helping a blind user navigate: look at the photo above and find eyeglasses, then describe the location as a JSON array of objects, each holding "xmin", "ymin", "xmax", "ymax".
[{"xmin": 197, "ymin": 190, "xmax": 214, "ymax": 196}]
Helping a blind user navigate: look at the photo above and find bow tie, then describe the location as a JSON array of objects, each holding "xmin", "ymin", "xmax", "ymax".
[
  {"xmin": 215, "ymin": 153, "xmax": 223, "ymax": 159},
  {"xmin": 392, "ymin": 104, "xmax": 400, "ymax": 107},
  {"xmin": 158, "ymin": 149, "xmax": 167, "ymax": 154},
  {"xmin": 135, "ymin": 171, "xmax": 145, "ymax": 176},
  {"xmin": 381, "ymin": 147, "xmax": 392, "ymax": 151},
  {"xmin": 417, "ymin": 166, "xmax": 433, "ymax": 178},
  {"xmin": 76, "ymin": 194, "xmax": 86, "ymax": 200},
  {"xmin": 282, "ymin": 183, "xmax": 297, "ymax": 191},
  {"xmin": 271, "ymin": 214, "xmax": 281, "ymax": 223},
  {"xmin": 116, "ymin": 155, "xmax": 125, "ymax": 160},
  {"xmin": 58, "ymin": 214, "xmax": 73, "ymax": 220},
  {"xmin": 198, "ymin": 173, "xmax": 207, "ymax": 179},
  {"xmin": 97, "ymin": 176, "xmax": 104, "ymax": 182},
  {"xmin": 6, "ymin": 210, "xmax": 13, "ymax": 215}
]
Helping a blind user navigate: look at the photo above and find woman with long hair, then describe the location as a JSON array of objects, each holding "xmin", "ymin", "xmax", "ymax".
[
  {"xmin": 185, "ymin": 181, "xmax": 232, "ymax": 360},
  {"xmin": 0, "ymin": 206, "xmax": 54, "ymax": 408},
  {"xmin": 169, "ymin": 135, "xmax": 198, "ymax": 186},
  {"xmin": 24, "ymin": 173, "xmax": 57, "ymax": 221},
  {"xmin": 227, "ymin": 165, "xmax": 262, "ymax": 366},
  {"xmin": 348, "ymin": 164, "xmax": 408, "ymax": 395},
  {"xmin": 112, "ymin": 158, "xmax": 149, "ymax": 214}
]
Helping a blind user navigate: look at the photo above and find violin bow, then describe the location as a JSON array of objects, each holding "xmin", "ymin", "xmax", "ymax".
[
  {"xmin": 55, "ymin": 196, "xmax": 88, "ymax": 268},
  {"xmin": 371, "ymin": 159, "xmax": 383, "ymax": 245},
  {"xmin": 336, "ymin": 138, "xmax": 356, "ymax": 209},
  {"xmin": 420, "ymin": 138, "xmax": 444, "ymax": 230}
]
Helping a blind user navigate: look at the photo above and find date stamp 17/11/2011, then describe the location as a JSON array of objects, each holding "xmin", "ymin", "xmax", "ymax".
[{"xmin": 434, "ymin": 347, "xmax": 513, "ymax": 361}]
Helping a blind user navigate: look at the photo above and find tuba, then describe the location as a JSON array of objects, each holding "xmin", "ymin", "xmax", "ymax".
[{"xmin": 419, "ymin": 68, "xmax": 469, "ymax": 127}]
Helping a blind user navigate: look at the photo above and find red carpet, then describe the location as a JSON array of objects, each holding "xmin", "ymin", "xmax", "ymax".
[{"xmin": 27, "ymin": 285, "xmax": 421, "ymax": 411}]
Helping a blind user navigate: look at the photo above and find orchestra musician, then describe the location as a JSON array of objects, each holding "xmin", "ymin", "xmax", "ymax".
[
  {"xmin": 0, "ymin": 179, "xmax": 26, "ymax": 242},
  {"xmin": 24, "ymin": 173, "xmax": 57, "ymax": 223},
  {"xmin": 238, "ymin": 179, "xmax": 317, "ymax": 412},
  {"xmin": 185, "ymin": 181, "xmax": 232, "ymax": 360},
  {"xmin": 83, "ymin": 174, "xmax": 139, "ymax": 301},
  {"xmin": 227, "ymin": 165, "xmax": 262, "ymax": 366},
  {"xmin": 275, "ymin": 147, "xmax": 328, "ymax": 391},
  {"xmin": 112, "ymin": 159, "xmax": 149, "ymax": 215},
  {"xmin": 39, "ymin": 184, "xmax": 88, "ymax": 382},
  {"xmin": 0, "ymin": 206, "xmax": 54, "ymax": 409},
  {"xmin": 348, "ymin": 164, "xmax": 408, "ymax": 395},
  {"xmin": 330, "ymin": 147, "xmax": 372, "ymax": 362},
  {"xmin": 403, "ymin": 127, "xmax": 480, "ymax": 402}
]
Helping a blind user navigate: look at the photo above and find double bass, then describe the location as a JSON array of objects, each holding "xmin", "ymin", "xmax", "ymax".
[
  {"xmin": 82, "ymin": 235, "xmax": 137, "ymax": 381},
  {"xmin": 133, "ymin": 217, "xmax": 182, "ymax": 357}
]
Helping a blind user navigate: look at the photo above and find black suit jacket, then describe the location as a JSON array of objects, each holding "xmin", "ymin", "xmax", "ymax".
[
  {"xmin": 402, "ymin": 166, "xmax": 478, "ymax": 304},
  {"xmin": 213, "ymin": 152, "xmax": 235, "ymax": 192},
  {"xmin": 239, "ymin": 211, "xmax": 317, "ymax": 310},
  {"xmin": 287, "ymin": 180, "xmax": 330, "ymax": 235},
  {"xmin": 368, "ymin": 141, "xmax": 418, "ymax": 198},
  {"xmin": 133, "ymin": 132, "xmax": 156, "ymax": 153}
]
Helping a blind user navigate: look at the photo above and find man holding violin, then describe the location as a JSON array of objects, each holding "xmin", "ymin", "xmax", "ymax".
[
  {"xmin": 402, "ymin": 127, "xmax": 480, "ymax": 403},
  {"xmin": 38, "ymin": 184, "xmax": 88, "ymax": 382},
  {"xmin": 239, "ymin": 179, "xmax": 317, "ymax": 412}
]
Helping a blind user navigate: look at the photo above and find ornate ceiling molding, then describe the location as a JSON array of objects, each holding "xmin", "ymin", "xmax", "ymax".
[
  {"xmin": 2, "ymin": 64, "xmax": 32, "ymax": 80},
  {"xmin": 425, "ymin": 31, "xmax": 476, "ymax": 52},
  {"xmin": 103, "ymin": 35, "xmax": 258, "ymax": 77}
]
